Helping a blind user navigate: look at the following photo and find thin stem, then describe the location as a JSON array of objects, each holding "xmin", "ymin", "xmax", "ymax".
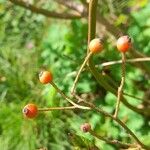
[
  {"xmin": 130, "ymin": 48, "xmax": 150, "ymax": 77},
  {"xmin": 89, "ymin": 130, "xmax": 136, "ymax": 148},
  {"xmin": 38, "ymin": 106, "xmax": 77, "ymax": 111},
  {"xmin": 66, "ymin": 69, "xmax": 148, "ymax": 104},
  {"xmin": 82, "ymin": 101, "xmax": 149, "ymax": 150},
  {"xmin": 123, "ymin": 92, "xmax": 143, "ymax": 101},
  {"xmin": 100, "ymin": 73, "xmax": 149, "ymax": 105},
  {"xmin": 50, "ymin": 81, "xmax": 90, "ymax": 110},
  {"xmin": 87, "ymin": 0, "xmax": 97, "ymax": 51},
  {"xmin": 100, "ymin": 57, "xmax": 150, "ymax": 67},
  {"xmin": 114, "ymin": 52, "xmax": 126, "ymax": 118},
  {"xmin": 102, "ymin": 74, "xmax": 144, "ymax": 102},
  {"xmin": 71, "ymin": 52, "xmax": 92, "ymax": 95},
  {"xmin": 9, "ymin": 0, "xmax": 82, "ymax": 19}
]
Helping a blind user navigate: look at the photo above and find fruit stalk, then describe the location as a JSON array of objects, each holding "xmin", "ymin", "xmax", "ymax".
[
  {"xmin": 50, "ymin": 81, "xmax": 90, "ymax": 110},
  {"xmin": 38, "ymin": 106, "xmax": 77, "ymax": 111},
  {"xmin": 71, "ymin": 52, "xmax": 92, "ymax": 95},
  {"xmin": 114, "ymin": 52, "xmax": 126, "ymax": 118}
]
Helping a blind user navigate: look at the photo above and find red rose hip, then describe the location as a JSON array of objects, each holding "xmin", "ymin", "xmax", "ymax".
[{"xmin": 23, "ymin": 104, "xmax": 38, "ymax": 119}]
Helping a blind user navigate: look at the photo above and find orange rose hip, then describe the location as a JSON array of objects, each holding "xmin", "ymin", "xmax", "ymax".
[
  {"xmin": 39, "ymin": 71, "xmax": 53, "ymax": 84},
  {"xmin": 117, "ymin": 35, "xmax": 131, "ymax": 52},
  {"xmin": 89, "ymin": 38, "xmax": 103, "ymax": 53}
]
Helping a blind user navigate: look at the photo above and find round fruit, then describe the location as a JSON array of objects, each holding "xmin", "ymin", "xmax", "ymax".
[
  {"xmin": 89, "ymin": 38, "xmax": 103, "ymax": 53},
  {"xmin": 80, "ymin": 123, "xmax": 91, "ymax": 132},
  {"xmin": 23, "ymin": 104, "xmax": 38, "ymax": 119},
  {"xmin": 116, "ymin": 35, "xmax": 131, "ymax": 52},
  {"xmin": 39, "ymin": 71, "xmax": 53, "ymax": 84}
]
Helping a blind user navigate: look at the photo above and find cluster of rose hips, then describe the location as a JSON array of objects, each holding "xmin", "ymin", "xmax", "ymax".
[
  {"xmin": 22, "ymin": 71, "xmax": 53, "ymax": 118},
  {"xmin": 22, "ymin": 35, "xmax": 131, "ymax": 131}
]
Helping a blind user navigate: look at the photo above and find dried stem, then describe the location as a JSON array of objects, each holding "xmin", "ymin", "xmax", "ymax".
[
  {"xmin": 9, "ymin": 0, "xmax": 82, "ymax": 19},
  {"xmin": 101, "ymin": 57, "xmax": 150, "ymax": 67},
  {"xmin": 89, "ymin": 130, "xmax": 137, "ymax": 148},
  {"xmin": 38, "ymin": 106, "xmax": 77, "ymax": 111},
  {"xmin": 50, "ymin": 81, "xmax": 90, "ymax": 110},
  {"xmin": 71, "ymin": 52, "xmax": 92, "ymax": 95},
  {"xmin": 114, "ymin": 52, "xmax": 126, "ymax": 118}
]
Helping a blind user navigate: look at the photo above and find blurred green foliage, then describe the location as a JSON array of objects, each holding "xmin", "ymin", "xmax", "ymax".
[{"xmin": 0, "ymin": 0, "xmax": 150, "ymax": 150}]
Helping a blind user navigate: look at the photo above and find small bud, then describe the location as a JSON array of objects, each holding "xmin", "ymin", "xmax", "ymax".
[{"xmin": 80, "ymin": 123, "xmax": 91, "ymax": 133}]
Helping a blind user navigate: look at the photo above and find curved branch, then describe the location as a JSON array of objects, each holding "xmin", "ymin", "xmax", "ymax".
[
  {"xmin": 55, "ymin": 0, "xmax": 87, "ymax": 16},
  {"xmin": 9, "ymin": 0, "xmax": 82, "ymax": 19}
]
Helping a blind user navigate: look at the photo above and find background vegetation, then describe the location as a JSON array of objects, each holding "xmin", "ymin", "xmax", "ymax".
[{"xmin": 0, "ymin": 0, "xmax": 150, "ymax": 149}]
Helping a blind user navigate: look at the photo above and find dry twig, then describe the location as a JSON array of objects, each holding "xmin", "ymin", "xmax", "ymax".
[{"xmin": 9, "ymin": 0, "xmax": 82, "ymax": 19}]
